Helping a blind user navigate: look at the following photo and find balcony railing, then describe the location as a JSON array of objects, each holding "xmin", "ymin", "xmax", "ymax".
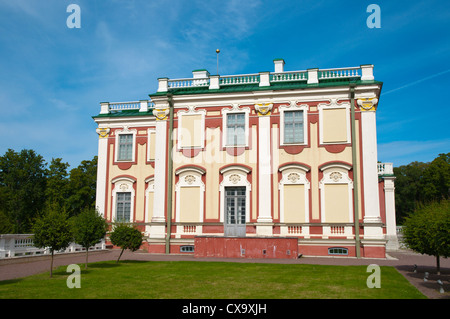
[
  {"xmin": 377, "ymin": 163, "xmax": 394, "ymax": 176},
  {"xmin": 100, "ymin": 100, "xmax": 154, "ymax": 115},
  {"xmin": 157, "ymin": 64, "xmax": 374, "ymax": 93}
]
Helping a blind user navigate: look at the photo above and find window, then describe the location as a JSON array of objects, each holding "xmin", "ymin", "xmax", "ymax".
[
  {"xmin": 116, "ymin": 192, "xmax": 131, "ymax": 222},
  {"xmin": 328, "ymin": 247, "xmax": 348, "ymax": 256},
  {"xmin": 180, "ymin": 245, "xmax": 194, "ymax": 252},
  {"xmin": 227, "ymin": 113, "xmax": 245, "ymax": 146},
  {"xmin": 284, "ymin": 110, "xmax": 304, "ymax": 144},
  {"xmin": 118, "ymin": 134, "xmax": 133, "ymax": 161},
  {"xmin": 279, "ymin": 103, "xmax": 308, "ymax": 146}
]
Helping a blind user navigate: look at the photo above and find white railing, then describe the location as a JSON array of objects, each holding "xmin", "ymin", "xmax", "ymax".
[
  {"xmin": 377, "ymin": 162, "xmax": 394, "ymax": 175},
  {"xmin": 100, "ymin": 100, "xmax": 154, "ymax": 114},
  {"xmin": 168, "ymin": 77, "xmax": 210, "ymax": 88},
  {"xmin": 318, "ymin": 67, "xmax": 361, "ymax": 80},
  {"xmin": 271, "ymin": 71, "xmax": 308, "ymax": 82},
  {"xmin": 220, "ymin": 73, "xmax": 260, "ymax": 86},
  {"xmin": 0, "ymin": 234, "xmax": 106, "ymax": 259},
  {"xmin": 157, "ymin": 65, "xmax": 373, "ymax": 93},
  {"xmin": 109, "ymin": 101, "xmax": 141, "ymax": 111}
]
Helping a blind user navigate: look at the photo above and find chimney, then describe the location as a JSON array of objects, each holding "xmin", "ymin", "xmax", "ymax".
[{"xmin": 274, "ymin": 59, "xmax": 285, "ymax": 73}]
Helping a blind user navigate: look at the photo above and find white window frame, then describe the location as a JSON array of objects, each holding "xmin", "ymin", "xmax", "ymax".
[
  {"xmin": 279, "ymin": 103, "xmax": 308, "ymax": 146},
  {"xmin": 174, "ymin": 166, "xmax": 205, "ymax": 237},
  {"xmin": 147, "ymin": 128, "xmax": 156, "ymax": 162},
  {"xmin": 219, "ymin": 165, "xmax": 251, "ymax": 223},
  {"xmin": 176, "ymin": 106, "xmax": 206, "ymax": 150},
  {"xmin": 318, "ymin": 99, "xmax": 351, "ymax": 145},
  {"xmin": 319, "ymin": 163, "xmax": 354, "ymax": 239},
  {"xmin": 111, "ymin": 176, "xmax": 136, "ymax": 223},
  {"xmin": 278, "ymin": 164, "xmax": 310, "ymax": 223},
  {"xmin": 222, "ymin": 104, "xmax": 250, "ymax": 148},
  {"xmin": 144, "ymin": 176, "xmax": 154, "ymax": 224},
  {"xmin": 115, "ymin": 127, "xmax": 137, "ymax": 162}
]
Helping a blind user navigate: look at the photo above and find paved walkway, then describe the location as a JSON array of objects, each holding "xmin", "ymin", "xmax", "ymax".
[{"xmin": 0, "ymin": 249, "xmax": 448, "ymax": 299}]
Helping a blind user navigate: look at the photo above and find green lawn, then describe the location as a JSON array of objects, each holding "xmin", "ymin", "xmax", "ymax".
[{"xmin": 0, "ymin": 260, "xmax": 426, "ymax": 299}]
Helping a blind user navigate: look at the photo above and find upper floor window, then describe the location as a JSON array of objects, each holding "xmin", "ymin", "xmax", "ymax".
[
  {"xmin": 279, "ymin": 103, "xmax": 308, "ymax": 146},
  {"xmin": 118, "ymin": 133, "xmax": 133, "ymax": 161},
  {"xmin": 284, "ymin": 110, "xmax": 304, "ymax": 144},
  {"xmin": 227, "ymin": 113, "xmax": 246, "ymax": 146}
]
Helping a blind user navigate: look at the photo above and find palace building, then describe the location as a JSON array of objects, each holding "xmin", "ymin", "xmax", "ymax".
[{"xmin": 93, "ymin": 59, "xmax": 398, "ymax": 259}]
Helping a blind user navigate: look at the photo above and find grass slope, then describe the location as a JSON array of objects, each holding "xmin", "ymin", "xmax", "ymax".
[{"xmin": 0, "ymin": 260, "xmax": 426, "ymax": 299}]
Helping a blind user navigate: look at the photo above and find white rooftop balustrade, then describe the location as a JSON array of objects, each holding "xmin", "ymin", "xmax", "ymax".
[
  {"xmin": 377, "ymin": 163, "xmax": 394, "ymax": 175},
  {"xmin": 157, "ymin": 61, "xmax": 374, "ymax": 93}
]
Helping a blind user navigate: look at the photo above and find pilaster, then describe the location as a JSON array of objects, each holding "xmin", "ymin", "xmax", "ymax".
[
  {"xmin": 95, "ymin": 127, "xmax": 110, "ymax": 218},
  {"xmin": 255, "ymin": 103, "xmax": 273, "ymax": 235}
]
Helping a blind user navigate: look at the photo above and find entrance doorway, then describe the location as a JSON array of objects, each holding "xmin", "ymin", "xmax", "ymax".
[{"xmin": 224, "ymin": 187, "xmax": 246, "ymax": 237}]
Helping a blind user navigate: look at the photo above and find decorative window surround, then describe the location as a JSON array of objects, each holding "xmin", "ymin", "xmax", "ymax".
[
  {"xmin": 147, "ymin": 128, "xmax": 156, "ymax": 162},
  {"xmin": 176, "ymin": 106, "xmax": 206, "ymax": 150},
  {"xmin": 279, "ymin": 164, "xmax": 310, "ymax": 237},
  {"xmin": 279, "ymin": 102, "xmax": 308, "ymax": 146},
  {"xmin": 319, "ymin": 163, "xmax": 354, "ymax": 227},
  {"xmin": 111, "ymin": 176, "xmax": 136, "ymax": 223},
  {"xmin": 144, "ymin": 176, "xmax": 154, "ymax": 226},
  {"xmin": 219, "ymin": 165, "xmax": 251, "ymax": 224},
  {"xmin": 114, "ymin": 126, "xmax": 137, "ymax": 163},
  {"xmin": 221, "ymin": 104, "xmax": 250, "ymax": 148},
  {"xmin": 174, "ymin": 166, "xmax": 206, "ymax": 237},
  {"xmin": 318, "ymin": 98, "xmax": 351, "ymax": 145}
]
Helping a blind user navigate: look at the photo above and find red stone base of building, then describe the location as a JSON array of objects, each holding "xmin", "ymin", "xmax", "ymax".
[{"xmin": 139, "ymin": 237, "xmax": 386, "ymax": 259}]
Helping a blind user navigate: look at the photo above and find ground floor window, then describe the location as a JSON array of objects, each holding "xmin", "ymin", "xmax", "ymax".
[
  {"xmin": 116, "ymin": 192, "xmax": 131, "ymax": 222},
  {"xmin": 180, "ymin": 245, "xmax": 194, "ymax": 252},
  {"xmin": 328, "ymin": 247, "xmax": 348, "ymax": 256}
]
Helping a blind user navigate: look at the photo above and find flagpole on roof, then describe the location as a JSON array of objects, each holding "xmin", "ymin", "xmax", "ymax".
[{"xmin": 216, "ymin": 49, "xmax": 220, "ymax": 75}]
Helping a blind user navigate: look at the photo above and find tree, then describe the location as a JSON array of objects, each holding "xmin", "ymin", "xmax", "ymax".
[
  {"xmin": 403, "ymin": 199, "xmax": 450, "ymax": 275},
  {"xmin": 393, "ymin": 153, "xmax": 450, "ymax": 224},
  {"xmin": 71, "ymin": 207, "xmax": 108, "ymax": 269},
  {"xmin": 422, "ymin": 153, "xmax": 450, "ymax": 202},
  {"xmin": 393, "ymin": 161, "xmax": 428, "ymax": 224},
  {"xmin": 0, "ymin": 149, "xmax": 47, "ymax": 233},
  {"xmin": 109, "ymin": 223, "xmax": 143, "ymax": 263},
  {"xmin": 67, "ymin": 156, "xmax": 97, "ymax": 217},
  {"xmin": 32, "ymin": 206, "xmax": 72, "ymax": 277},
  {"xmin": 45, "ymin": 158, "xmax": 70, "ymax": 210}
]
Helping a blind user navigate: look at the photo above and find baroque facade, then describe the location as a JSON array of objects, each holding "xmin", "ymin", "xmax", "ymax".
[{"xmin": 93, "ymin": 59, "xmax": 398, "ymax": 258}]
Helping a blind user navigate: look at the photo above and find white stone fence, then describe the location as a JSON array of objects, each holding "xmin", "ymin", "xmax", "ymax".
[{"xmin": 0, "ymin": 234, "xmax": 106, "ymax": 258}]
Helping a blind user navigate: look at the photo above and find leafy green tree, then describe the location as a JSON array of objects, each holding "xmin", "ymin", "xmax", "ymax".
[
  {"xmin": 32, "ymin": 206, "xmax": 72, "ymax": 277},
  {"xmin": 393, "ymin": 161, "xmax": 428, "ymax": 224},
  {"xmin": 45, "ymin": 158, "xmax": 70, "ymax": 210},
  {"xmin": 71, "ymin": 208, "xmax": 108, "ymax": 269},
  {"xmin": 67, "ymin": 156, "xmax": 97, "ymax": 217},
  {"xmin": 403, "ymin": 199, "xmax": 450, "ymax": 275},
  {"xmin": 109, "ymin": 223, "xmax": 143, "ymax": 263},
  {"xmin": 422, "ymin": 153, "xmax": 450, "ymax": 202},
  {"xmin": 0, "ymin": 149, "xmax": 47, "ymax": 233},
  {"xmin": 0, "ymin": 209, "xmax": 13, "ymax": 233}
]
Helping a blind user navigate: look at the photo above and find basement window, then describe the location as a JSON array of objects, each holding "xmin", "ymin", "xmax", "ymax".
[
  {"xmin": 180, "ymin": 245, "xmax": 194, "ymax": 253},
  {"xmin": 328, "ymin": 247, "xmax": 348, "ymax": 256}
]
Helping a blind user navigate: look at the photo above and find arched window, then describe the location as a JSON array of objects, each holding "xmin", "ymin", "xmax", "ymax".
[
  {"xmin": 174, "ymin": 166, "xmax": 206, "ymax": 236},
  {"xmin": 111, "ymin": 176, "xmax": 136, "ymax": 222},
  {"xmin": 319, "ymin": 163, "xmax": 353, "ymax": 223},
  {"xmin": 219, "ymin": 165, "xmax": 251, "ymax": 237},
  {"xmin": 278, "ymin": 163, "xmax": 310, "ymax": 236}
]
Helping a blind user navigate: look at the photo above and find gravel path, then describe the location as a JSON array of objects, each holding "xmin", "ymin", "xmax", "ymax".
[{"xmin": 1, "ymin": 249, "xmax": 448, "ymax": 299}]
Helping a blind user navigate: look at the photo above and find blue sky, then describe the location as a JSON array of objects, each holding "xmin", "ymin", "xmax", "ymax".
[{"xmin": 0, "ymin": 0, "xmax": 449, "ymax": 169}]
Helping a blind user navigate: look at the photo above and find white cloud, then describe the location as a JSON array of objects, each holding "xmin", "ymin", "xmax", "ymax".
[{"xmin": 378, "ymin": 139, "xmax": 450, "ymax": 166}]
